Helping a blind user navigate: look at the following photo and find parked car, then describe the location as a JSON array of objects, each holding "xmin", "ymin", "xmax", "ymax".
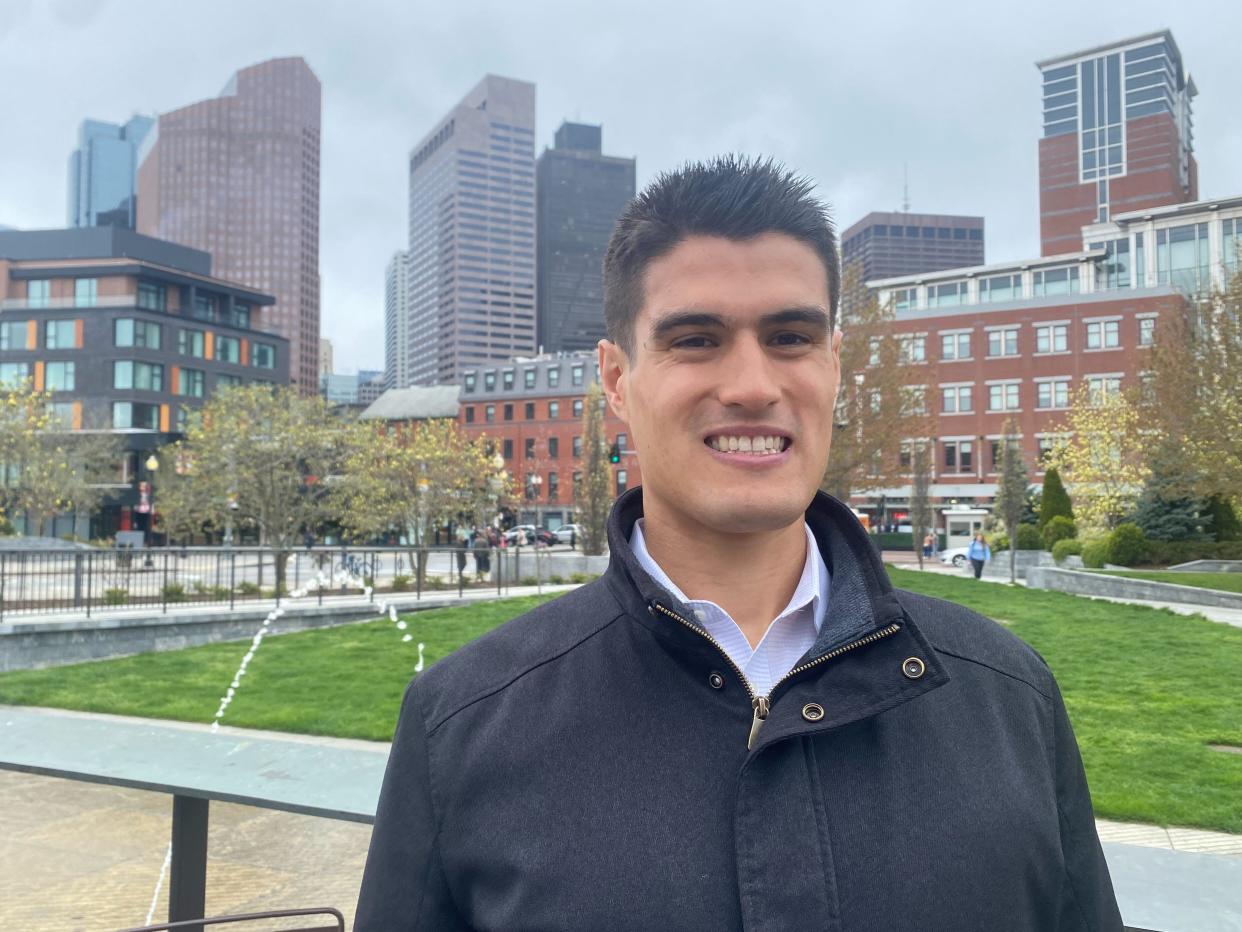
[
  {"xmin": 939, "ymin": 546, "xmax": 970, "ymax": 568},
  {"xmin": 504, "ymin": 525, "xmax": 557, "ymax": 546},
  {"xmin": 554, "ymin": 524, "xmax": 584, "ymax": 545}
]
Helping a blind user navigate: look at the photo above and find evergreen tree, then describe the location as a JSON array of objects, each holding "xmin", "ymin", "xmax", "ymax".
[
  {"xmin": 1131, "ymin": 438, "xmax": 1212, "ymax": 542},
  {"xmin": 1206, "ymin": 495, "xmax": 1241, "ymax": 542},
  {"xmin": 993, "ymin": 420, "xmax": 1030, "ymax": 583},
  {"xmin": 1038, "ymin": 467, "xmax": 1073, "ymax": 530}
]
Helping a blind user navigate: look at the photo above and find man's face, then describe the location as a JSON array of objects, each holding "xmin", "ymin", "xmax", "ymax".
[{"xmin": 600, "ymin": 232, "xmax": 842, "ymax": 536}]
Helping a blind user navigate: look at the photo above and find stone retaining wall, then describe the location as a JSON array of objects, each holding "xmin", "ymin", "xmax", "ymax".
[{"xmin": 1026, "ymin": 567, "xmax": 1242, "ymax": 610}]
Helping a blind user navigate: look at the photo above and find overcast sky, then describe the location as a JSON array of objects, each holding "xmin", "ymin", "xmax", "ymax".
[{"xmin": 2, "ymin": 0, "xmax": 1239, "ymax": 373}]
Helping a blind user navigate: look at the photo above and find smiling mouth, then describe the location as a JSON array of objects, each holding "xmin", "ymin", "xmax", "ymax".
[{"xmin": 704, "ymin": 434, "xmax": 791, "ymax": 455}]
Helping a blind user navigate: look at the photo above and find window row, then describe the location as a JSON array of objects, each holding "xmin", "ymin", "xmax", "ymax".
[
  {"xmin": 22, "ymin": 277, "xmax": 252, "ymax": 324},
  {"xmin": 463, "ymin": 395, "xmax": 608, "ymax": 424},
  {"xmin": 901, "ymin": 437, "xmax": 1058, "ymax": 475},
  {"xmin": 0, "ymin": 319, "xmax": 80, "ymax": 350},
  {"xmin": 892, "ymin": 376, "xmax": 1124, "ymax": 416},
  {"xmin": 878, "ymin": 316, "xmax": 1153, "ymax": 365},
  {"xmin": 463, "ymin": 360, "xmax": 595, "ymax": 394}
]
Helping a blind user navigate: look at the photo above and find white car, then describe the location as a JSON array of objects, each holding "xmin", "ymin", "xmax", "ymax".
[
  {"xmin": 554, "ymin": 524, "xmax": 584, "ymax": 544},
  {"xmin": 503, "ymin": 525, "xmax": 538, "ymax": 545},
  {"xmin": 939, "ymin": 546, "xmax": 970, "ymax": 568}
]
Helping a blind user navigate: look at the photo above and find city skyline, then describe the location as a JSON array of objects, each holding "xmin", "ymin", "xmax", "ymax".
[{"xmin": 3, "ymin": 1, "xmax": 1241, "ymax": 373}]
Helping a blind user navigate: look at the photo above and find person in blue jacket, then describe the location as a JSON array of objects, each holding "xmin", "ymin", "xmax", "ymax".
[{"xmin": 969, "ymin": 532, "xmax": 992, "ymax": 579}]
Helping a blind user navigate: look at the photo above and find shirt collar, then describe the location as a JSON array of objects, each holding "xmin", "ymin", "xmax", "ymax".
[{"xmin": 630, "ymin": 519, "xmax": 828, "ymax": 634}]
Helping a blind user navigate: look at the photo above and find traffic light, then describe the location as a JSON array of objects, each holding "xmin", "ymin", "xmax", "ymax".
[{"xmin": 609, "ymin": 440, "xmax": 621, "ymax": 464}]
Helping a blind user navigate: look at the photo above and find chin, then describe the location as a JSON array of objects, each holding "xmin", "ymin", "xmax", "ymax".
[{"xmin": 692, "ymin": 492, "xmax": 812, "ymax": 535}]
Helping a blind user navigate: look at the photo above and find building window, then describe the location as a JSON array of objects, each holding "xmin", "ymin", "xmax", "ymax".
[
  {"xmin": 548, "ymin": 471, "xmax": 559, "ymax": 502},
  {"xmin": 176, "ymin": 406, "xmax": 194, "ymax": 432},
  {"xmin": 27, "ymin": 280, "xmax": 49, "ymax": 309},
  {"xmin": 192, "ymin": 294, "xmax": 214, "ymax": 321},
  {"xmin": 940, "ymin": 332, "xmax": 970, "ymax": 360},
  {"xmin": 114, "ymin": 360, "xmax": 164, "ymax": 391},
  {"xmin": 179, "ymin": 329, "xmax": 205, "ymax": 358},
  {"xmin": 502, "ymin": 370, "xmax": 515, "ymax": 391},
  {"xmin": 0, "ymin": 321, "xmax": 29, "ymax": 350},
  {"xmin": 1032, "ymin": 266, "xmax": 1080, "ymax": 296},
  {"xmin": 216, "ymin": 374, "xmax": 242, "ymax": 390},
  {"xmin": 485, "ymin": 405, "xmax": 495, "ymax": 423},
  {"xmin": 524, "ymin": 368, "xmax": 536, "ymax": 389},
  {"xmin": 230, "ymin": 302, "xmax": 250, "ymax": 329},
  {"xmin": 74, "ymin": 278, "xmax": 97, "ymax": 308},
  {"xmin": 1224, "ymin": 218, "xmax": 1242, "ymax": 270},
  {"xmin": 252, "ymin": 342, "xmax": 276, "ymax": 369},
  {"xmin": 572, "ymin": 435, "xmax": 582, "ymax": 458},
  {"xmin": 1037, "ymin": 437, "xmax": 1057, "ymax": 466},
  {"xmin": 503, "ymin": 403, "xmax": 513, "ymax": 422},
  {"xmin": 1085, "ymin": 320, "xmax": 1120, "ymax": 350},
  {"xmin": 1086, "ymin": 375, "xmax": 1122, "ymax": 404},
  {"xmin": 899, "ymin": 335, "xmax": 926, "ymax": 363},
  {"xmin": 978, "ymin": 274, "xmax": 1021, "ymax": 303},
  {"xmin": 484, "ymin": 371, "xmax": 496, "ymax": 391},
  {"xmin": 548, "ymin": 437, "xmax": 559, "ymax": 459},
  {"xmin": 1156, "ymin": 223, "xmax": 1211, "ymax": 295},
  {"xmin": 0, "ymin": 362, "xmax": 30, "ymax": 387},
  {"xmin": 1036, "ymin": 380, "xmax": 1070, "ymax": 409},
  {"xmin": 45, "ymin": 320, "xmax": 76, "ymax": 349},
  {"xmin": 571, "ymin": 364, "xmax": 584, "ymax": 386},
  {"xmin": 137, "ymin": 282, "xmax": 166, "ymax": 310},
  {"xmin": 941, "ymin": 385, "xmax": 973, "ymax": 414},
  {"xmin": 464, "ymin": 373, "xmax": 476, "ymax": 393},
  {"xmin": 112, "ymin": 401, "xmax": 159, "ymax": 430},
  {"xmin": 988, "ymin": 382, "xmax": 1020, "ymax": 411},
  {"xmin": 49, "ymin": 402, "xmax": 74, "ymax": 429},
  {"xmin": 572, "ymin": 398, "xmax": 583, "ymax": 418},
  {"xmin": 928, "ymin": 281, "xmax": 967, "ymax": 307},
  {"xmin": 868, "ymin": 337, "xmax": 882, "ymax": 367},
  {"xmin": 524, "ymin": 402, "xmax": 535, "ymax": 420},
  {"xmin": 943, "ymin": 440, "xmax": 973, "ymax": 473},
  {"xmin": 502, "ymin": 438, "xmax": 513, "ymax": 459},
  {"xmin": 892, "ymin": 287, "xmax": 918, "ymax": 312},
  {"xmin": 1138, "ymin": 317, "xmax": 1155, "ymax": 346},
  {"xmin": 986, "ymin": 328, "xmax": 1019, "ymax": 357},
  {"xmin": 548, "ymin": 400, "xmax": 559, "ymax": 419},
  {"xmin": 616, "ymin": 469, "xmax": 628, "ymax": 495},
  {"xmin": 547, "ymin": 367, "xmax": 560, "ymax": 388},
  {"xmin": 1035, "ymin": 323, "xmax": 1068, "ymax": 354},
  {"xmin": 178, "ymin": 368, "xmax": 205, "ymax": 398},
  {"xmin": 45, "ymin": 361, "xmax": 75, "ymax": 391},
  {"xmin": 525, "ymin": 437, "xmax": 535, "ymax": 459},
  {"xmin": 216, "ymin": 336, "xmax": 241, "ymax": 363},
  {"xmin": 465, "ymin": 406, "xmax": 475, "ymax": 423},
  {"xmin": 1094, "ymin": 239, "xmax": 1130, "ymax": 290},
  {"xmin": 116, "ymin": 319, "xmax": 161, "ymax": 349},
  {"xmin": 900, "ymin": 386, "xmax": 927, "ymax": 416}
]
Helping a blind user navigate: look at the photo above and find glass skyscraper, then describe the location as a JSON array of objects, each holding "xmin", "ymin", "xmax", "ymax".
[
  {"xmin": 67, "ymin": 115, "xmax": 154, "ymax": 229},
  {"xmin": 406, "ymin": 75, "xmax": 537, "ymax": 385}
]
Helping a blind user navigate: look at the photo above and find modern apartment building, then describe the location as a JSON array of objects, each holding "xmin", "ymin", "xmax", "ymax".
[
  {"xmin": 456, "ymin": 351, "xmax": 638, "ymax": 527},
  {"xmin": 383, "ymin": 250, "xmax": 410, "ymax": 389},
  {"xmin": 0, "ymin": 227, "xmax": 288, "ymax": 538},
  {"xmin": 67, "ymin": 115, "xmax": 154, "ymax": 229},
  {"xmin": 137, "ymin": 57, "xmax": 322, "ymax": 393},
  {"xmin": 406, "ymin": 75, "xmax": 537, "ymax": 384},
  {"xmin": 536, "ymin": 122, "xmax": 635, "ymax": 353},
  {"xmin": 840, "ymin": 212, "xmax": 985, "ymax": 286},
  {"xmin": 1038, "ymin": 30, "xmax": 1197, "ymax": 256}
]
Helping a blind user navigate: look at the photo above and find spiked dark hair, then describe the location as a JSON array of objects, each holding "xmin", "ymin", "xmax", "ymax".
[{"xmin": 602, "ymin": 155, "xmax": 840, "ymax": 356}]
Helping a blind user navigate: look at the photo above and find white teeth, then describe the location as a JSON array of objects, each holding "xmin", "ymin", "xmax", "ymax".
[
  {"xmin": 709, "ymin": 435, "xmax": 788, "ymax": 454},
  {"xmin": 728, "ymin": 436, "xmax": 738, "ymax": 452},
  {"xmin": 737, "ymin": 436, "xmax": 751, "ymax": 452}
]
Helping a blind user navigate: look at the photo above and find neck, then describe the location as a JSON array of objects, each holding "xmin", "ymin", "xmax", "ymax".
[{"xmin": 640, "ymin": 499, "xmax": 808, "ymax": 649}]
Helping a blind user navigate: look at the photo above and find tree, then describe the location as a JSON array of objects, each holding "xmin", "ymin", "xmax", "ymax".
[
  {"xmin": 1206, "ymin": 495, "xmax": 1241, "ymax": 542},
  {"xmin": 908, "ymin": 442, "xmax": 933, "ymax": 571},
  {"xmin": 1131, "ymin": 435, "xmax": 1212, "ymax": 541},
  {"xmin": 992, "ymin": 419, "xmax": 1030, "ymax": 583},
  {"xmin": 821, "ymin": 266, "xmax": 937, "ymax": 500},
  {"xmin": 579, "ymin": 382, "xmax": 612, "ymax": 556},
  {"xmin": 1048, "ymin": 385, "xmax": 1149, "ymax": 535},
  {"xmin": 157, "ymin": 384, "xmax": 343, "ymax": 595},
  {"xmin": 1038, "ymin": 466, "xmax": 1073, "ymax": 530},
  {"xmin": 332, "ymin": 418, "xmax": 509, "ymax": 588}
]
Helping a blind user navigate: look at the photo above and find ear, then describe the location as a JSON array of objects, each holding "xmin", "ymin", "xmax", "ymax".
[
  {"xmin": 830, "ymin": 328, "xmax": 843, "ymax": 393},
  {"xmin": 598, "ymin": 339, "xmax": 628, "ymax": 422}
]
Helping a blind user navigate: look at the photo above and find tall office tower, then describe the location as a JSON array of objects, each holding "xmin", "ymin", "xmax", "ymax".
[
  {"xmin": 841, "ymin": 211, "xmax": 985, "ymax": 284},
  {"xmin": 535, "ymin": 122, "xmax": 635, "ymax": 353},
  {"xmin": 1038, "ymin": 30, "xmax": 1197, "ymax": 256},
  {"xmin": 384, "ymin": 250, "xmax": 411, "ymax": 389},
  {"xmin": 137, "ymin": 58, "xmax": 322, "ymax": 393},
  {"xmin": 319, "ymin": 338, "xmax": 334, "ymax": 377},
  {"xmin": 407, "ymin": 75, "xmax": 536, "ymax": 385},
  {"xmin": 67, "ymin": 115, "xmax": 154, "ymax": 229}
]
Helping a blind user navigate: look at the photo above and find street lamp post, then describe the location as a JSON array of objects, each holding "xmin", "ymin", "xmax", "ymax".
[{"xmin": 143, "ymin": 454, "xmax": 159, "ymax": 566}]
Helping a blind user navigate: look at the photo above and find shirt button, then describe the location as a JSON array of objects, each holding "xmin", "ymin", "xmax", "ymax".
[
  {"xmin": 708, "ymin": 671, "xmax": 725, "ymax": 689},
  {"xmin": 801, "ymin": 702, "xmax": 825, "ymax": 722},
  {"xmin": 902, "ymin": 657, "xmax": 926, "ymax": 679},
  {"xmin": 693, "ymin": 609, "xmax": 707, "ymax": 622}
]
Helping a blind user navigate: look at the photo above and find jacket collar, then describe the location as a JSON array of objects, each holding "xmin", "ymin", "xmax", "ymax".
[{"xmin": 603, "ymin": 486, "xmax": 907, "ymax": 661}]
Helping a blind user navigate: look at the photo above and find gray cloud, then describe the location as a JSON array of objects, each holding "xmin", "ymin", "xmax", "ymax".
[{"xmin": 1, "ymin": 0, "xmax": 1236, "ymax": 372}]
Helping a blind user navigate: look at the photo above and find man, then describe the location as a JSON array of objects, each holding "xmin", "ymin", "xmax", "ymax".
[{"xmin": 356, "ymin": 157, "xmax": 1122, "ymax": 930}]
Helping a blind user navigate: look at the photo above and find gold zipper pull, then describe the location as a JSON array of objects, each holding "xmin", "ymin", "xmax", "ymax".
[{"xmin": 747, "ymin": 696, "xmax": 771, "ymax": 750}]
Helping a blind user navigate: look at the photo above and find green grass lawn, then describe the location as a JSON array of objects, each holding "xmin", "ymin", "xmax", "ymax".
[
  {"xmin": 0, "ymin": 575, "xmax": 1239, "ymax": 834},
  {"xmin": 1089, "ymin": 569, "xmax": 1242, "ymax": 595}
]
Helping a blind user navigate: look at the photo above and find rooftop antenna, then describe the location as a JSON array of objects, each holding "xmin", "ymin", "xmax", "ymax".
[{"xmin": 902, "ymin": 163, "xmax": 910, "ymax": 213}]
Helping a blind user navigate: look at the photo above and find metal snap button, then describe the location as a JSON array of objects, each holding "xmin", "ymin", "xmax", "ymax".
[
  {"xmin": 902, "ymin": 657, "xmax": 926, "ymax": 679},
  {"xmin": 708, "ymin": 672, "xmax": 725, "ymax": 689},
  {"xmin": 801, "ymin": 702, "xmax": 825, "ymax": 722}
]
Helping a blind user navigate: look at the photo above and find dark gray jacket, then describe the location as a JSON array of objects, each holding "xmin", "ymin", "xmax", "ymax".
[{"xmin": 356, "ymin": 489, "xmax": 1122, "ymax": 931}]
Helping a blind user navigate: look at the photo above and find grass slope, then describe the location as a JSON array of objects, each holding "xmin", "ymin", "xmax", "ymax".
[{"xmin": 1089, "ymin": 569, "xmax": 1242, "ymax": 595}]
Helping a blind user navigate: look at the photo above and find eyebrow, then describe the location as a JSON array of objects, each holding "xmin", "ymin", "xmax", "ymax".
[{"xmin": 648, "ymin": 305, "xmax": 832, "ymax": 341}]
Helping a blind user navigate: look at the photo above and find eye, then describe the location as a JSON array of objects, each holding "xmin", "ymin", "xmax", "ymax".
[
  {"xmin": 770, "ymin": 331, "xmax": 812, "ymax": 347},
  {"xmin": 671, "ymin": 334, "xmax": 716, "ymax": 349}
]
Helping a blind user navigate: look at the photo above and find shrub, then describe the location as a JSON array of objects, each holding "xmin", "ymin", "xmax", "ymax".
[
  {"xmin": 1137, "ymin": 539, "xmax": 1242, "ymax": 567},
  {"xmin": 1081, "ymin": 539, "xmax": 1109, "ymax": 569},
  {"xmin": 1038, "ymin": 467, "xmax": 1074, "ymax": 528},
  {"xmin": 569, "ymin": 572, "xmax": 591, "ymax": 584},
  {"xmin": 991, "ymin": 533, "xmax": 1009, "ymax": 553},
  {"xmin": 390, "ymin": 574, "xmax": 411, "ymax": 592},
  {"xmin": 363, "ymin": 575, "xmax": 375, "ymax": 589},
  {"xmin": 1052, "ymin": 539, "xmax": 1083, "ymax": 563},
  {"xmin": 1015, "ymin": 524, "xmax": 1043, "ymax": 550},
  {"xmin": 1207, "ymin": 495, "xmax": 1242, "ymax": 542},
  {"xmin": 548, "ymin": 574, "xmax": 565, "ymax": 585},
  {"xmin": 236, "ymin": 581, "xmax": 261, "ymax": 596},
  {"xmin": 1042, "ymin": 515, "xmax": 1077, "ymax": 549},
  {"xmin": 427, "ymin": 576, "xmax": 445, "ymax": 590},
  {"xmin": 1104, "ymin": 523, "xmax": 1147, "ymax": 567},
  {"xmin": 520, "ymin": 576, "xmax": 539, "ymax": 587},
  {"xmin": 162, "ymin": 582, "xmax": 187, "ymax": 602},
  {"xmin": 103, "ymin": 587, "xmax": 128, "ymax": 605}
]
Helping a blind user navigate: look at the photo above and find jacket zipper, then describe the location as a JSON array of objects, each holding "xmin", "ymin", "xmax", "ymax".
[{"xmin": 648, "ymin": 600, "xmax": 902, "ymax": 749}]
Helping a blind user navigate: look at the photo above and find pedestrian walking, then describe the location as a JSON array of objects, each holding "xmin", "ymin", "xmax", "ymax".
[
  {"xmin": 968, "ymin": 532, "xmax": 991, "ymax": 579},
  {"xmin": 472, "ymin": 530, "xmax": 491, "ymax": 580},
  {"xmin": 922, "ymin": 532, "xmax": 934, "ymax": 559}
]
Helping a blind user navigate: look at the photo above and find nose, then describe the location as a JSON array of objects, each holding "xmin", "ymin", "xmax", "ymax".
[{"xmin": 715, "ymin": 333, "xmax": 781, "ymax": 411}]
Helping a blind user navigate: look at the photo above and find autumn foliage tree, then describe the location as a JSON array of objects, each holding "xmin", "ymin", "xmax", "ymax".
[{"xmin": 579, "ymin": 382, "xmax": 612, "ymax": 556}]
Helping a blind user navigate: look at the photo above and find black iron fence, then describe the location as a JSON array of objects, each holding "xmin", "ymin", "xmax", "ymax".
[{"xmin": 0, "ymin": 544, "xmax": 578, "ymax": 620}]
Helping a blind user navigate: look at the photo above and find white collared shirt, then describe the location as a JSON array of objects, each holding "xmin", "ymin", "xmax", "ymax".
[{"xmin": 630, "ymin": 520, "xmax": 831, "ymax": 697}]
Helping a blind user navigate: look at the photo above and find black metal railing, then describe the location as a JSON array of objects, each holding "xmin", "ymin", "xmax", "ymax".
[{"xmin": 0, "ymin": 543, "xmax": 584, "ymax": 620}]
